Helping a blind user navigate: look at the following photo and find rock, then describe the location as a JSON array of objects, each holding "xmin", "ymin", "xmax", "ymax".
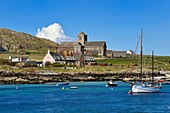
[{"xmin": 0, "ymin": 69, "xmax": 164, "ymax": 84}]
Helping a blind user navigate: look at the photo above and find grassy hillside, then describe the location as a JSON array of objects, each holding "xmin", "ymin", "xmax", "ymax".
[{"xmin": 0, "ymin": 28, "xmax": 58, "ymax": 53}]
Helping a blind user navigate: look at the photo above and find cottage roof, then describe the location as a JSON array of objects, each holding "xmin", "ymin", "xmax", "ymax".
[
  {"xmin": 112, "ymin": 51, "xmax": 127, "ymax": 53},
  {"xmin": 0, "ymin": 46, "xmax": 6, "ymax": 52},
  {"xmin": 85, "ymin": 41, "xmax": 106, "ymax": 47},
  {"xmin": 49, "ymin": 52, "xmax": 65, "ymax": 61}
]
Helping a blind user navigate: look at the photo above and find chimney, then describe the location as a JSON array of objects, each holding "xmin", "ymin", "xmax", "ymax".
[
  {"xmin": 48, "ymin": 49, "xmax": 50, "ymax": 53},
  {"xmin": 9, "ymin": 56, "xmax": 12, "ymax": 60}
]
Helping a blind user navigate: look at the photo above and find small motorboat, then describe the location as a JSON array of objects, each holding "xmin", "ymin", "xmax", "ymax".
[
  {"xmin": 106, "ymin": 80, "xmax": 118, "ymax": 87},
  {"xmin": 70, "ymin": 86, "xmax": 78, "ymax": 89},
  {"xmin": 56, "ymin": 82, "xmax": 69, "ymax": 86}
]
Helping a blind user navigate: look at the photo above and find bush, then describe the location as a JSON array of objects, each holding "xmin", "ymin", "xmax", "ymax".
[
  {"xmin": 0, "ymin": 59, "xmax": 18, "ymax": 66},
  {"xmin": 25, "ymin": 51, "xmax": 30, "ymax": 55},
  {"xmin": 134, "ymin": 64, "xmax": 139, "ymax": 66},
  {"xmin": 8, "ymin": 62, "xmax": 17, "ymax": 66},
  {"xmin": 51, "ymin": 63, "xmax": 67, "ymax": 67},
  {"xmin": 51, "ymin": 63, "xmax": 77, "ymax": 67},
  {"xmin": 45, "ymin": 62, "xmax": 51, "ymax": 67},
  {"xmin": 23, "ymin": 63, "xmax": 37, "ymax": 67},
  {"xmin": 0, "ymin": 59, "xmax": 8, "ymax": 65},
  {"xmin": 0, "ymin": 59, "xmax": 20, "ymax": 66},
  {"xmin": 29, "ymin": 52, "xmax": 40, "ymax": 54}
]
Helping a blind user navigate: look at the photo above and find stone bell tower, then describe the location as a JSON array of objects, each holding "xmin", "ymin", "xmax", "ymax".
[{"xmin": 77, "ymin": 32, "xmax": 87, "ymax": 46}]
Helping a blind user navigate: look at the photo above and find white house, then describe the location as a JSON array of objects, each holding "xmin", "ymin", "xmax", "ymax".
[
  {"xmin": 126, "ymin": 50, "xmax": 134, "ymax": 55},
  {"xmin": 42, "ymin": 50, "xmax": 65, "ymax": 64},
  {"xmin": 9, "ymin": 56, "xmax": 30, "ymax": 63}
]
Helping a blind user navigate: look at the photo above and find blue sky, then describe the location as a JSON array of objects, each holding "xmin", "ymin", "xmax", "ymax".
[{"xmin": 0, "ymin": 0, "xmax": 170, "ymax": 56}]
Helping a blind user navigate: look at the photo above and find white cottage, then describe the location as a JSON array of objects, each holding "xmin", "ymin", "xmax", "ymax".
[
  {"xmin": 43, "ymin": 50, "xmax": 65, "ymax": 64},
  {"xmin": 126, "ymin": 50, "xmax": 134, "ymax": 55},
  {"xmin": 9, "ymin": 56, "xmax": 30, "ymax": 63}
]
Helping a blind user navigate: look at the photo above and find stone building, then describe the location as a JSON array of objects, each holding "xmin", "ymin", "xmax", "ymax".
[
  {"xmin": 106, "ymin": 50, "xmax": 113, "ymax": 58},
  {"xmin": 85, "ymin": 41, "xmax": 106, "ymax": 56},
  {"xmin": 106, "ymin": 50, "xmax": 127, "ymax": 58},
  {"xmin": 57, "ymin": 32, "xmax": 107, "ymax": 57},
  {"xmin": 57, "ymin": 42, "xmax": 75, "ymax": 56},
  {"xmin": 112, "ymin": 51, "xmax": 127, "ymax": 58}
]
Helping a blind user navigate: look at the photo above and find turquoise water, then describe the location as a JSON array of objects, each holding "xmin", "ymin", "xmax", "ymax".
[{"xmin": 0, "ymin": 82, "xmax": 170, "ymax": 113}]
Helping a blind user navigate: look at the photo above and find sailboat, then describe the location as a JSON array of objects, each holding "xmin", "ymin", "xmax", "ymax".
[{"xmin": 129, "ymin": 29, "xmax": 162, "ymax": 93}]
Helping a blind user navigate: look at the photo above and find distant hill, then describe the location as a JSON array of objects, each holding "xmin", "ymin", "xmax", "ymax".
[{"xmin": 0, "ymin": 28, "xmax": 58, "ymax": 52}]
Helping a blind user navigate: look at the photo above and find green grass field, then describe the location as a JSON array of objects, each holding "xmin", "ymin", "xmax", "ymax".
[
  {"xmin": 1, "ymin": 53, "xmax": 170, "ymax": 72},
  {"xmin": 96, "ymin": 55, "xmax": 170, "ymax": 71}
]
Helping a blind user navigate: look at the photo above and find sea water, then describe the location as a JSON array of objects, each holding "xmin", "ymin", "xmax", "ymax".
[{"xmin": 0, "ymin": 82, "xmax": 170, "ymax": 113}]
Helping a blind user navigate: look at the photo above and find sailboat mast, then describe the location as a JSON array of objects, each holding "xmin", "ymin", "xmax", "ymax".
[
  {"xmin": 152, "ymin": 50, "xmax": 154, "ymax": 83},
  {"xmin": 140, "ymin": 29, "xmax": 143, "ymax": 81}
]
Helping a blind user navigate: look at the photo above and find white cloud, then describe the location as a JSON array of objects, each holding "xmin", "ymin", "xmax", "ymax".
[{"xmin": 36, "ymin": 23, "xmax": 75, "ymax": 43}]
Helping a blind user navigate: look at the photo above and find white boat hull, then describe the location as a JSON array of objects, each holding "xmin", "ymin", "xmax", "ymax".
[
  {"xmin": 132, "ymin": 85, "xmax": 161, "ymax": 93},
  {"xmin": 165, "ymin": 73, "xmax": 170, "ymax": 78}
]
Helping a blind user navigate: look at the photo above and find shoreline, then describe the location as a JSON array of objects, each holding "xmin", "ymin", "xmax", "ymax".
[{"xmin": 0, "ymin": 70, "xmax": 165, "ymax": 84}]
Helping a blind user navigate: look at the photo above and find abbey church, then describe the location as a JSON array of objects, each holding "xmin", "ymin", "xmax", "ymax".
[{"xmin": 57, "ymin": 32, "xmax": 107, "ymax": 57}]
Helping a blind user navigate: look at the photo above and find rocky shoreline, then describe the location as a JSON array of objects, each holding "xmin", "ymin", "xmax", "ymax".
[{"xmin": 0, "ymin": 70, "xmax": 165, "ymax": 84}]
